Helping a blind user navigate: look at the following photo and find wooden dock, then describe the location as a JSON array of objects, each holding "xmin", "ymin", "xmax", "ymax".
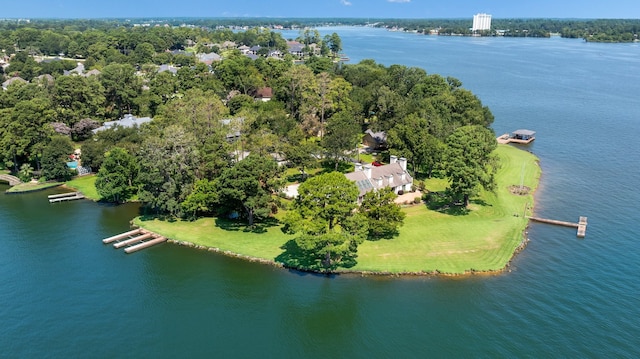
[
  {"xmin": 527, "ymin": 216, "xmax": 588, "ymax": 238},
  {"xmin": 48, "ymin": 192, "xmax": 84, "ymax": 203},
  {"xmin": 101, "ymin": 229, "xmax": 167, "ymax": 253}
]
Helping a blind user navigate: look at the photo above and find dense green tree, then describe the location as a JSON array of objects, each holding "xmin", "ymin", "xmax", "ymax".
[
  {"xmin": 255, "ymin": 57, "xmax": 292, "ymax": 86},
  {"xmin": 227, "ymin": 94, "xmax": 254, "ymax": 115},
  {"xmin": 181, "ymin": 179, "xmax": 218, "ymax": 219},
  {"xmin": 304, "ymin": 56, "xmax": 334, "ymax": 74},
  {"xmin": 283, "ymin": 140, "xmax": 319, "ymax": 178},
  {"xmin": 277, "ymin": 65, "xmax": 316, "ymax": 121},
  {"xmin": 325, "ymin": 32, "xmax": 342, "ymax": 55},
  {"xmin": 322, "ymin": 110, "xmax": 361, "ymax": 170},
  {"xmin": 283, "ymin": 172, "xmax": 366, "ymax": 270},
  {"xmin": 387, "ymin": 114, "xmax": 444, "ymax": 177},
  {"xmin": 137, "ymin": 125, "xmax": 199, "ymax": 216},
  {"xmin": 0, "ymin": 97, "xmax": 56, "ymax": 171},
  {"xmin": 213, "ymin": 54, "xmax": 264, "ymax": 94},
  {"xmin": 95, "ymin": 147, "xmax": 138, "ymax": 203},
  {"xmin": 443, "ymin": 125, "xmax": 498, "ymax": 207},
  {"xmin": 215, "ymin": 154, "xmax": 283, "ymax": 226},
  {"xmin": 52, "ymin": 75, "xmax": 106, "ymax": 126},
  {"xmin": 41, "ymin": 136, "xmax": 74, "ymax": 181},
  {"xmin": 132, "ymin": 42, "xmax": 156, "ymax": 65},
  {"xmin": 100, "ymin": 63, "xmax": 141, "ymax": 119},
  {"xmin": 359, "ymin": 188, "xmax": 406, "ymax": 240},
  {"xmin": 80, "ymin": 126, "xmax": 142, "ymax": 171},
  {"xmin": 157, "ymin": 88, "xmax": 228, "ymax": 140}
]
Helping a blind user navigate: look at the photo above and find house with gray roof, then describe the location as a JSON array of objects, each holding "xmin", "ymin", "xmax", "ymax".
[
  {"xmin": 220, "ymin": 117, "xmax": 244, "ymax": 141},
  {"xmin": 158, "ymin": 64, "xmax": 179, "ymax": 74},
  {"xmin": 249, "ymin": 45, "xmax": 261, "ymax": 55},
  {"xmin": 363, "ymin": 129, "xmax": 388, "ymax": 150},
  {"xmin": 2, "ymin": 76, "xmax": 27, "ymax": 90},
  {"xmin": 63, "ymin": 62, "xmax": 85, "ymax": 76},
  {"xmin": 238, "ymin": 45, "xmax": 251, "ymax": 54},
  {"xmin": 33, "ymin": 74, "xmax": 55, "ymax": 86},
  {"xmin": 197, "ymin": 52, "xmax": 221, "ymax": 65},
  {"xmin": 82, "ymin": 69, "xmax": 101, "ymax": 77},
  {"xmin": 92, "ymin": 114, "xmax": 153, "ymax": 134},
  {"xmin": 345, "ymin": 155, "xmax": 413, "ymax": 201},
  {"xmin": 287, "ymin": 41, "xmax": 305, "ymax": 57},
  {"xmin": 286, "ymin": 155, "xmax": 413, "ymax": 200}
]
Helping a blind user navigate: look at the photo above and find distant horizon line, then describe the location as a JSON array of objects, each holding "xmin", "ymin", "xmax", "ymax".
[{"xmin": 1, "ymin": 16, "xmax": 636, "ymax": 21}]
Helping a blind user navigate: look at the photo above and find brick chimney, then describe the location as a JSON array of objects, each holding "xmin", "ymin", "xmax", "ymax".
[{"xmin": 390, "ymin": 155, "xmax": 398, "ymax": 164}]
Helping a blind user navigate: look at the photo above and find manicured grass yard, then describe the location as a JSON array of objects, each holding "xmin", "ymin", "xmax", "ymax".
[
  {"xmin": 65, "ymin": 175, "xmax": 100, "ymax": 200},
  {"xmin": 136, "ymin": 144, "xmax": 540, "ymax": 274},
  {"xmin": 6, "ymin": 181, "xmax": 62, "ymax": 193},
  {"xmin": 135, "ymin": 217, "xmax": 294, "ymax": 260}
]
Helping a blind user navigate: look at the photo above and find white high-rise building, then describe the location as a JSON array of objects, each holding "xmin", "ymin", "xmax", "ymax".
[{"xmin": 472, "ymin": 13, "xmax": 492, "ymax": 32}]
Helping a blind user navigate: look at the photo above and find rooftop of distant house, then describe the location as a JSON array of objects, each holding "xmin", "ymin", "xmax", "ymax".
[{"xmin": 92, "ymin": 114, "xmax": 153, "ymax": 134}]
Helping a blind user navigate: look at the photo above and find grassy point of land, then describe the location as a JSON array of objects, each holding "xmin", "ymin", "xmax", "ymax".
[
  {"xmin": 136, "ymin": 144, "xmax": 540, "ymax": 275},
  {"xmin": 65, "ymin": 175, "xmax": 100, "ymax": 200},
  {"xmin": 6, "ymin": 181, "xmax": 62, "ymax": 193}
]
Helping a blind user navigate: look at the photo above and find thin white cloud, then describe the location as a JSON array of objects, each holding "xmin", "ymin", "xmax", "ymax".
[
  {"xmin": 340, "ymin": 0, "xmax": 352, "ymax": 5},
  {"xmin": 388, "ymin": 0, "xmax": 411, "ymax": 3}
]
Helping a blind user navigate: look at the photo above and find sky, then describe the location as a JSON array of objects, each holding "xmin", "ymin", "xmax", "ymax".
[{"xmin": 2, "ymin": 0, "xmax": 640, "ymax": 19}]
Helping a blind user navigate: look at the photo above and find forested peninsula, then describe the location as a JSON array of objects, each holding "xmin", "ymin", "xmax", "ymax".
[{"xmin": 0, "ymin": 21, "xmax": 540, "ymax": 274}]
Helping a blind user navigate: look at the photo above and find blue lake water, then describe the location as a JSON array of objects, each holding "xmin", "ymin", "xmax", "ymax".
[{"xmin": 1, "ymin": 27, "xmax": 639, "ymax": 357}]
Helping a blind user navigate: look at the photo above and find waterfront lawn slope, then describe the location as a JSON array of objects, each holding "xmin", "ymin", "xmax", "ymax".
[
  {"xmin": 65, "ymin": 175, "xmax": 100, "ymax": 200},
  {"xmin": 134, "ymin": 145, "xmax": 540, "ymax": 274}
]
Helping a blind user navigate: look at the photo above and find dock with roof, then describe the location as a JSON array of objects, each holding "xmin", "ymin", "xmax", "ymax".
[{"xmin": 497, "ymin": 129, "xmax": 536, "ymax": 144}]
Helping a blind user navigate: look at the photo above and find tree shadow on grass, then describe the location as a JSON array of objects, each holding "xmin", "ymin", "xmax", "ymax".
[
  {"xmin": 470, "ymin": 198, "xmax": 491, "ymax": 207},
  {"xmin": 319, "ymin": 160, "xmax": 354, "ymax": 174},
  {"xmin": 137, "ymin": 213, "xmax": 178, "ymax": 222},
  {"xmin": 276, "ymin": 239, "xmax": 358, "ymax": 273},
  {"xmin": 214, "ymin": 217, "xmax": 280, "ymax": 234},
  {"xmin": 276, "ymin": 240, "xmax": 322, "ymax": 271},
  {"xmin": 424, "ymin": 192, "xmax": 470, "ymax": 216}
]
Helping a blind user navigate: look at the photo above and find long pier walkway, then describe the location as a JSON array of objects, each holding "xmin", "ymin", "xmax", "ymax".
[
  {"xmin": 527, "ymin": 216, "xmax": 588, "ymax": 238},
  {"xmin": 102, "ymin": 228, "xmax": 167, "ymax": 253},
  {"xmin": 48, "ymin": 192, "xmax": 85, "ymax": 203}
]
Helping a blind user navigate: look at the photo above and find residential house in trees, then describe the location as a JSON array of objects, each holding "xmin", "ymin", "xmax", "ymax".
[
  {"xmin": 82, "ymin": 69, "xmax": 101, "ymax": 77},
  {"xmin": 253, "ymin": 87, "xmax": 273, "ymax": 102},
  {"xmin": 92, "ymin": 114, "xmax": 153, "ymax": 134},
  {"xmin": 345, "ymin": 155, "xmax": 413, "ymax": 201},
  {"xmin": 363, "ymin": 129, "xmax": 388, "ymax": 151},
  {"xmin": 197, "ymin": 52, "xmax": 221, "ymax": 65},
  {"xmin": 249, "ymin": 45, "xmax": 261, "ymax": 55},
  {"xmin": 157, "ymin": 64, "xmax": 179, "ymax": 74},
  {"xmin": 286, "ymin": 41, "xmax": 304, "ymax": 57},
  {"xmin": 2, "ymin": 76, "xmax": 27, "ymax": 90},
  {"xmin": 63, "ymin": 62, "xmax": 85, "ymax": 76},
  {"xmin": 238, "ymin": 45, "xmax": 251, "ymax": 55}
]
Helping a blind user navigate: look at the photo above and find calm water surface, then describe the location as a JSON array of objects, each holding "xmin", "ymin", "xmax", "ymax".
[{"xmin": 2, "ymin": 27, "xmax": 639, "ymax": 357}]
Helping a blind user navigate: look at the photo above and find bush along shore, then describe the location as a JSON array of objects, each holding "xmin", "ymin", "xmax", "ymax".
[{"xmin": 134, "ymin": 144, "xmax": 541, "ymax": 276}]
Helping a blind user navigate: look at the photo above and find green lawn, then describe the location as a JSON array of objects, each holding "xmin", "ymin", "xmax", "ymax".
[
  {"xmin": 134, "ymin": 217, "xmax": 293, "ymax": 260},
  {"xmin": 355, "ymin": 145, "xmax": 539, "ymax": 273},
  {"xmin": 6, "ymin": 181, "xmax": 62, "ymax": 193},
  {"xmin": 65, "ymin": 175, "xmax": 100, "ymax": 200},
  {"xmin": 135, "ymin": 144, "xmax": 540, "ymax": 274}
]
